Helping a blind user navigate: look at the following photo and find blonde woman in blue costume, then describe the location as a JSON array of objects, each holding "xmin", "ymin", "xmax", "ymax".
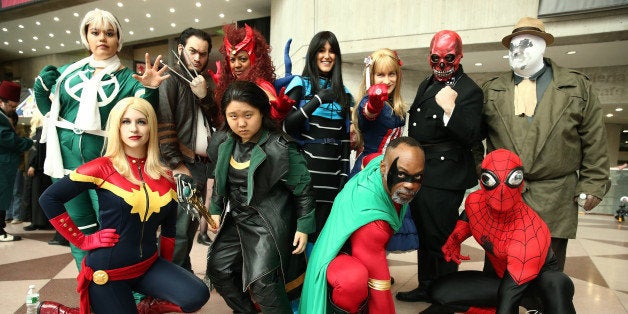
[{"xmin": 32, "ymin": 8, "xmax": 170, "ymax": 269}]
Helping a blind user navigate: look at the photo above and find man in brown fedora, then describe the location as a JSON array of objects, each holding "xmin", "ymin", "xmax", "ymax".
[
  {"xmin": 0, "ymin": 80, "xmax": 34, "ymax": 241},
  {"xmin": 481, "ymin": 16, "xmax": 609, "ymax": 271}
]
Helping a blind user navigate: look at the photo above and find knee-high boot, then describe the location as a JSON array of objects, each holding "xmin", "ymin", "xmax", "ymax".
[{"xmin": 249, "ymin": 271, "xmax": 291, "ymax": 314}]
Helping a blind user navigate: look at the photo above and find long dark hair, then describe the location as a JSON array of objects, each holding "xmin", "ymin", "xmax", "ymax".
[
  {"xmin": 220, "ymin": 81, "xmax": 278, "ymax": 134},
  {"xmin": 302, "ymin": 31, "xmax": 351, "ymax": 109}
]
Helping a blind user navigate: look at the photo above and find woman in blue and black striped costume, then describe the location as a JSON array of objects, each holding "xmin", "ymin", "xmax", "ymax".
[{"xmin": 283, "ymin": 31, "xmax": 354, "ymax": 244}]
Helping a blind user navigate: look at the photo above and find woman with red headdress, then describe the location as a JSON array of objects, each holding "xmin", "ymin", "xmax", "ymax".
[{"xmin": 214, "ymin": 24, "xmax": 294, "ymax": 122}]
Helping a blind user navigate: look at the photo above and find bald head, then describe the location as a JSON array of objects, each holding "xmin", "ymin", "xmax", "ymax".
[{"xmin": 380, "ymin": 137, "xmax": 425, "ymax": 204}]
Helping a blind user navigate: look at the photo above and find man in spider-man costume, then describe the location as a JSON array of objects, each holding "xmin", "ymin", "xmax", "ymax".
[{"xmin": 423, "ymin": 149, "xmax": 575, "ymax": 314}]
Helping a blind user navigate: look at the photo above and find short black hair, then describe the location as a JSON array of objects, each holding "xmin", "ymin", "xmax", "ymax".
[
  {"xmin": 387, "ymin": 136, "xmax": 420, "ymax": 150},
  {"xmin": 178, "ymin": 27, "xmax": 212, "ymax": 52},
  {"xmin": 220, "ymin": 81, "xmax": 278, "ymax": 133}
]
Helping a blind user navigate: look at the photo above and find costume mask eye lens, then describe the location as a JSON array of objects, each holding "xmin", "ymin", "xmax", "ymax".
[
  {"xmin": 507, "ymin": 169, "xmax": 524, "ymax": 187},
  {"xmin": 430, "ymin": 54, "xmax": 439, "ymax": 63},
  {"xmin": 445, "ymin": 54, "xmax": 456, "ymax": 63},
  {"xmin": 480, "ymin": 171, "xmax": 498, "ymax": 190}
]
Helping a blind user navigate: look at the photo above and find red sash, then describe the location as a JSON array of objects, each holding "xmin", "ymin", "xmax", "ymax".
[{"xmin": 77, "ymin": 253, "xmax": 158, "ymax": 314}]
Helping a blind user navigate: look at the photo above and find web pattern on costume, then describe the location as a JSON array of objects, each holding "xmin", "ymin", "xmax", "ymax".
[{"xmin": 465, "ymin": 149, "xmax": 551, "ymax": 285}]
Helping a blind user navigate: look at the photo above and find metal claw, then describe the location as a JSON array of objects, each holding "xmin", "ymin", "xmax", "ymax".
[
  {"xmin": 170, "ymin": 50, "xmax": 195, "ymax": 80},
  {"xmin": 160, "ymin": 60, "xmax": 192, "ymax": 84}
]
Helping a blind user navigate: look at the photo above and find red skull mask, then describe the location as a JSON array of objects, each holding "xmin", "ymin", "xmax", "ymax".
[
  {"xmin": 480, "ymin": 149, "xmax": 524, "ymax": 212},
  {"xmin": 429, "ymin": 30, "xmax": 463, "ymax": 82}
]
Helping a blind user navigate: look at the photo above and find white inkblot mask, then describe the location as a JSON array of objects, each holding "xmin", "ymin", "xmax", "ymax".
[{"xmin": 508, "ymin": 34, "xmax": 546, "ymax": 78}]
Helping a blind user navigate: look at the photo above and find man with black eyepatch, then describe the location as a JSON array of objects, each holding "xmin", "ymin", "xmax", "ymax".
[{"xmin": 300, "ymin": 136, "xmax": 425, "ymax": 313}]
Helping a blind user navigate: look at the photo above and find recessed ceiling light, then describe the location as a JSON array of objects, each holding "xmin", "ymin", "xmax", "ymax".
[
  {"xmin": 3, "ymin": 42, "xmax": 8, "ymax": 45},
  {"xmin": 60, "ymin": 43, "xmax": 65, "ymax": 47},
  {"xmin": 616, "ymin": 108, "xmax": 623, "ymax": 112},
  {"xmin": 45, "ymin": 46, "xmax": 50, "ymax": 49},
  {"xmin": 171, "ymin": 23, "xmax": 176, "ymax": 27},
  {"xmin": 2, "ymin": 28, "xmax": 7, "ymax": 32},
  {"xmin": 474, "ymin": 63, "xmax": 482, "ymax": 67},
  {"xmin": 194, "ymin": 18, "xmax": 199, "ymax": 23},
  {"xmin": 170, "ymin": 8, "xmax": 175, "ymax": 13},
  {"xmin": 566, "ymin": 51, "xmax": 576, "ymax": 55},
  {"xmin": 623, "ymin": 130, "xmax": 628, "ymax": 133},
  {"xmin": 195, "ymin": 2, "xmax": 201, "ymax": 7},
  {"xmin": 247, "ymin": 8, "xmax": 252, "ymax": 13},
  {"xmin": 117, "ymin": 2, "xmax": 123, "ymax": 7},
  {"xmin": 18, "ymin": 39, "xmax": 23, "ymax": 43},
  {"xmin": 73, "ymin": 12, "xmax": 79, "ymax": 17},
  {"xmin": 502, "ymin": 55, "xmax": 509, "ymax": 59},
  {"xmin": 35, "ymin": 21, "xmax": 41, "ymax": 26},
  {"xmin": 124, "ymin": 18, "xmax": 130, "ymax": 23},
  {"xmin": 49, "ymin": 33, "xmax": 54, "ymax": 37},
  {"xmin": 75, "ymin": 40, "xmax": 80, "ymax": 44},
  {"xmin": 146, "ymin": 13, "xmax": 151, "ymax": 18},
  {"xmin": 66, "ymin": 30, "xmax": 71, "ymax": 34},
  {"xmin": 219, "ymin": 13, "xmax": 225, "ymax": 18},
  {"xmin": 54, "ymin": 17, "xmax": 60, "ymax": 22},
  {"xmin": 606, "ymin": 113, "xmax": 614, "ymax": 117},
  {"xmin": 129, "ymin": 31, "xmax": 134, "ymax": 35},
  {"xmin": 33, "ymin": 36, "xmax": 38, "ymax": 40},
  {"xmin": 31, "ymin": 48, "xmax": 37, "ymax": 52},
  {"xmin": 18, "ymin": 50, "xmax": 23, "ymax": 54},
  {"xmin": 149, "ymin": 27, "xmax": 154, "ymax": 31},
  {"xmin": 18, "ymin": 25, "xmax": 24, "ymax": 28}
]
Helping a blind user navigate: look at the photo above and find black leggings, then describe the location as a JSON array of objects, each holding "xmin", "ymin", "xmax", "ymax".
[
  {"xmin": 429, "ymin": 270, "xmax": 576, "ymax": 314},
  {"xmin": 88, "ymin": 258, "xmax": 209, "ymax": 313}
]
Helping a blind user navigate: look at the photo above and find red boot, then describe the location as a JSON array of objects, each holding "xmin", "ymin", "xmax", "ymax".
[
  {"xmin": 37, "ymin": 301, "xmax": 80, "ymax": 314},
  {"xmin": 137, "ymin": 296, "xmax": 183, "ymax": 314}
]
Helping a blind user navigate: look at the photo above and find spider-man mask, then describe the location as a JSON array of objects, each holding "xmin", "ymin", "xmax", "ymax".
[
  {"xmin": 480, "ymin": 149, "xmax": 524, "ymax": 212},
  {"xmin": 429, "ymin": 30, "xmax": 463, "ymax": 82}
]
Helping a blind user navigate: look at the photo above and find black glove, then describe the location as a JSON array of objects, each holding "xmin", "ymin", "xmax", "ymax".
[{"xmin": 316, "ymin": 88, "xmax": 336, "ymax": 104}]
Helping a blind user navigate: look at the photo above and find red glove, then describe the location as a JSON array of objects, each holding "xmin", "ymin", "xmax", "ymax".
[
  {"xmin": 441, "ymin": 220, "xmax": 471, "ymax": 264},
  {"xmin": 364, "ymin": 83, "xmax": 388, "ymax": 119},
  {"xmin": 207, "ymin": 61, "xmax": 222, "ymax": 85},
  {"xmin": 270, "ymin": 86, "xmax": 296, "ymax": 121},
  {"xmin": 49, "ymin": 212, "xmax": 119, "ymax": 250},
  {"xmin": 160, "ymin": 236, "xmax": 175, "ymax": 261}
]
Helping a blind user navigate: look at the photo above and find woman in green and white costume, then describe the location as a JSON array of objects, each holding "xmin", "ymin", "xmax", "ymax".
[{"xmin": 33, "ymin": 8, "xmax": 170, "ymax": 269}]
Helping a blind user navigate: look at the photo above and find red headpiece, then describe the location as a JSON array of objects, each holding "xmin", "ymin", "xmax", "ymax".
[{"xmin": 224, "ymin": 24, "xmax": 256, "ymax": 66}]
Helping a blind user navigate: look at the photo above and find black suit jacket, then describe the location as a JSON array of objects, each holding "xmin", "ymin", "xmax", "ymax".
[{"xmin": 408, "ymin": 66, "xmax": 483, "ymax": 190}]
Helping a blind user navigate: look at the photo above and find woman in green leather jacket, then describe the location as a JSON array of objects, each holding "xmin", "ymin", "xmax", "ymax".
[{"xmin": 206, "ymin": 81, "xmax": 315, "ymax": 313}]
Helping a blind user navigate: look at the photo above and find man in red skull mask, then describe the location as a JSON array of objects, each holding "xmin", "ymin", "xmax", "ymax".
[
  {"xmin": 398, "ymin": 30, "xmax": 484, "ymax": 303},
  {"xmin": 422, "ymin": 149, "xmax": 576, "ymax": 314}
]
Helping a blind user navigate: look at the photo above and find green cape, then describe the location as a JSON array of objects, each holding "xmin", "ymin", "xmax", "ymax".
[{"xmin": 299, "ymin": 155, "xmax": 406, "ymax": 313}]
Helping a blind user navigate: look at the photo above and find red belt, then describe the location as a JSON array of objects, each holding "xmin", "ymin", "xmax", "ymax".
[{"xmin": 77, "ymin": 252, "xmax": 158, "ymax": 314}]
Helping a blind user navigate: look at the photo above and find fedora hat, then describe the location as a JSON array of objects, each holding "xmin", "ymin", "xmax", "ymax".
[
  {"xmin": 0, "ymin": 80, "xmax": 21, "ymax": 102},
  {"xmin": 502, "ymin": 17, "xmax": 554, "ymax": 48}
]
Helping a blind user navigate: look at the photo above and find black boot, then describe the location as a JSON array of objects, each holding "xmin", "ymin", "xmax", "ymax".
[
  {"xmin": 196, "ymin": 233, "xmax": 212, "ymax": 246},
  {"xmin": 329, "ymin": 290, "xmax": 368, "ymax": 314},
  {"xmin": 396, "ymin": 249, "xmax": 433, "ymax": 302},
  {"xmin": 249, "ymin": 271, "xmax": 291, "ymax": 313}
]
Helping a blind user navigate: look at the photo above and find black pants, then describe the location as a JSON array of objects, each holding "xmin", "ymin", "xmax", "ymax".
[
  {"xmin": 429, "ymin": 270, "xmax": 575, "ymax": 314},
  {"xmin": 410, "ymin": 186, "xmax": 465, "ymax": 285},
  {"xmin": 207, "ymin": 216, "xmax": 291, "ymax": 313},
  {"xmin": 88, "ymin": 258, "xmax": 209, "ymax": 313}
]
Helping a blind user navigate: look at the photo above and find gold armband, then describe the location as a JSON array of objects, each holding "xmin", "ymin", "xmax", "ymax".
[{"xmin": 367, "ymin": 278, "xmax": 391, "ymax": 291}]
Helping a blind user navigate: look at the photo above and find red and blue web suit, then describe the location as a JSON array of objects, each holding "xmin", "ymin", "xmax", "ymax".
[
  {"xmin": 39, "ymin": 156, "xmax": 209, "ymax": 314},
  {"xmin": 428, "ymin": 149, "xmax": 575, "ymax": 314}
]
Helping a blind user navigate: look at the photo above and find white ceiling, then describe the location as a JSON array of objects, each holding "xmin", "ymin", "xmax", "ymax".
[
  {"xmin": 1, "ymin": 0, "xmax": 627, "ymax": 125},
  {"xmin": 0, "ymin": 0, "xmax": 271, "ymax": 62}
]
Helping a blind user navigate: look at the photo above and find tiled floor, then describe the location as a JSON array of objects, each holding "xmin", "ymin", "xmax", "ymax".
[{"xmin": 1, "ymin": 213, "xmax": 627, "ymax": 313}]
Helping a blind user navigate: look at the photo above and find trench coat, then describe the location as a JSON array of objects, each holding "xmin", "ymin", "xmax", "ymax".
[{"xmin": 482, "ymin": 58, "xmax": 609, "ymax": 238}]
